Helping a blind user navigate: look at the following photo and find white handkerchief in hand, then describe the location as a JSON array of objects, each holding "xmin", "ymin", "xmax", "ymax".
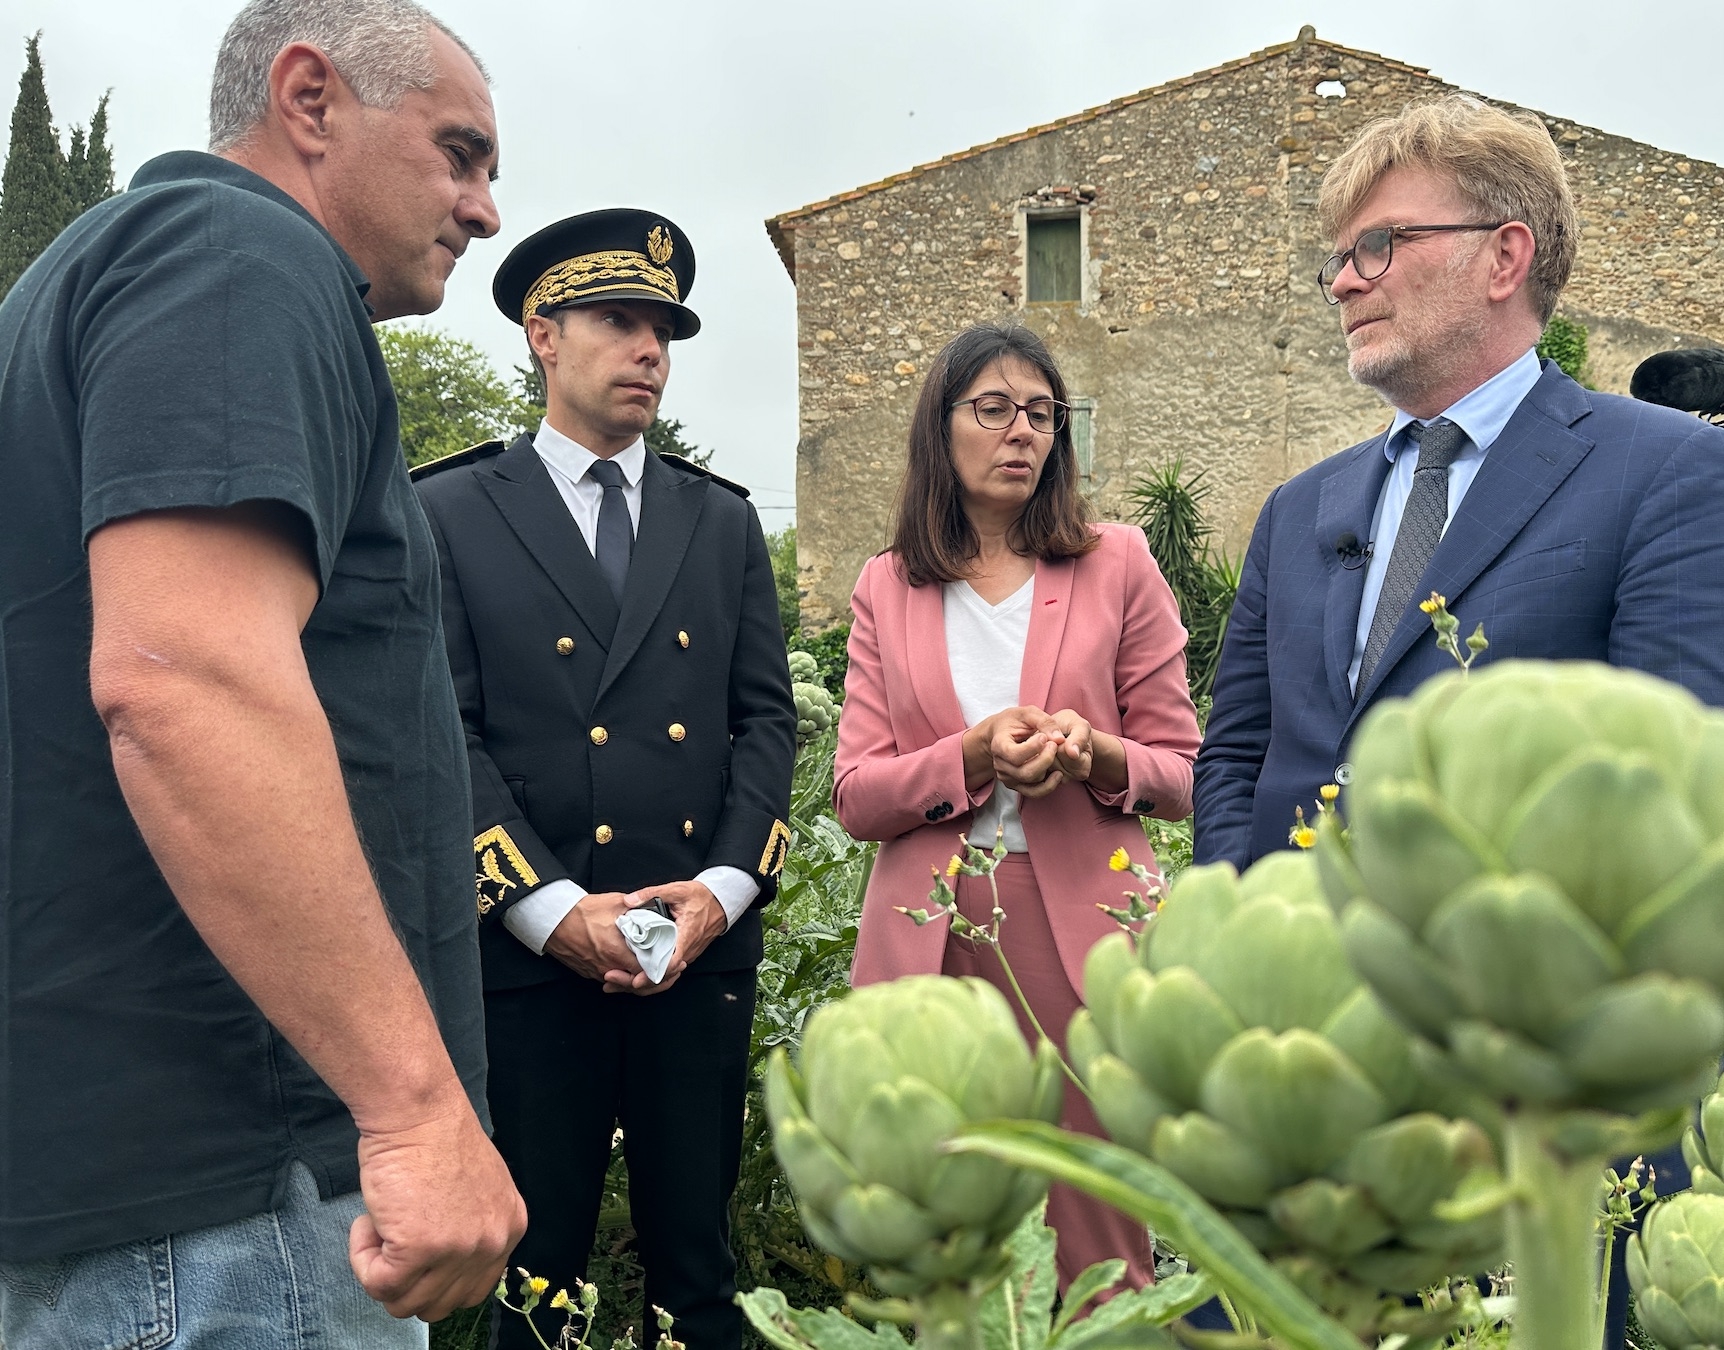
[{"xmin": 616, "ymin": 908, "xmax": 679, "ymax": 984}]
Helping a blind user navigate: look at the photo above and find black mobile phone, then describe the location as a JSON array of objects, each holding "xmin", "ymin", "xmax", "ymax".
[{"xmin": 642, "ymin": 897, "xmax": 672, "ymax": 920}]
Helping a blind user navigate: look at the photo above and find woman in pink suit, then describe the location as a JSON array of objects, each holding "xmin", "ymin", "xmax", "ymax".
[{"xmin": 834, "ymin": 322, "xmax": 1202, "ymax": 1291}]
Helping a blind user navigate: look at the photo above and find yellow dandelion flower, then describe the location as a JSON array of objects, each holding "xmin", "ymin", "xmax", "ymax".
[
  {"xmin": 1291, "ymin": 825, "xmax": 1317, "ymax": 849},
  {"xmin": 526, "ymin": 1276, "xmax": 549, "ymax": 1297},
  {"xmin": 945, "ymin": 854, "xmax": 964, "ymax": 877},
  {"xmin": 550, "ymin": 1289, "xmax": 572, "ymax": 1311},
  {"xmin": 1419, "ymin": 594, "xmax": 1445, "ymax": 614},
  {"xmin": 1108, "ymin": 847, "xmax": 1132, "ymax": 872},
  {"xmin": 1319, "ymin": 783, "xmax": 1340, "ymax": 804}
]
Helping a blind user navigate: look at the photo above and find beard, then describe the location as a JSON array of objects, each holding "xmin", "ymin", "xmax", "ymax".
[{"xmin": 1342, "ymin": 250, "xmax": 1491, "ymax": 410}]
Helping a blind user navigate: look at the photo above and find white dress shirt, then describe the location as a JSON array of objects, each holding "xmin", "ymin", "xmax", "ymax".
[
  {"xmin": 943, "ymin": 577, "xmax": 1034, "ymax": 852},
  {"xmin": 501, "ymin": 419, "xmax": 760, "ymax": 956},
  {"xmin": 1348, "ymin": 347, "xmax": 1544, "ymax": 692}
]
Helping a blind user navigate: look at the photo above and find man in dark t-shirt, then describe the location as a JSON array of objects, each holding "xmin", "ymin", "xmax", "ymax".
[{"xmin": 0, "ymin": 2, "xmax": 523, "ymax": 1345}]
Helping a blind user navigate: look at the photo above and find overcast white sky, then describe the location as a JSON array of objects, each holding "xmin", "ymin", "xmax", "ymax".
[{"xmin": 7, "ymin": 1, "xmax": 1724, "ymax": 521}]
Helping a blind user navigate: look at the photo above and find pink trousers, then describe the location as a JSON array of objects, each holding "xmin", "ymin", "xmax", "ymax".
[{"xmin": 941, "ymin": 855, "xmax": 1154, "ymax": 1293}]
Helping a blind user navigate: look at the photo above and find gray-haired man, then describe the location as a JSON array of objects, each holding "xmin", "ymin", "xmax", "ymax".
[{"xmin": 0, "ymin": 2, "xmax": 523, "ymax": 1345}]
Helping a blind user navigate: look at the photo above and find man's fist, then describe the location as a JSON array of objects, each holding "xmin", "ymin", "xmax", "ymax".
[{"xmin": 350, "ymin": 1097, "xmax": 527, "ymax": 1321}]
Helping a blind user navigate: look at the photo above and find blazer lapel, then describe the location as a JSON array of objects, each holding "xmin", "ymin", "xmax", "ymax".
[
  {"xmin": 1349, "ymin": 365, "xmax": 1596, "ymax": 716},
  {"xmin": 1314, "ymin": 436, "xmax": 1395, "ymax": 709},
  {"xmin": 480, "ymin": 434, "xmax": 620, "ymax": 647},
  {"xmin": 1020, "ymin": 556, "xmax": 1074, "ymax": 711},
  {"xmin": 596, "ymin": 453, "xmax": 705, "ymax": 702},
  {"xmin": 905, "ymin": 578, "xmax": 967, "ymax": 739}
]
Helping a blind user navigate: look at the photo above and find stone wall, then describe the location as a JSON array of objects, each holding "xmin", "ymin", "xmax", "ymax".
[{"xmin": 774, "ymin": 30, "xmax": 1724, "ymax": 628}]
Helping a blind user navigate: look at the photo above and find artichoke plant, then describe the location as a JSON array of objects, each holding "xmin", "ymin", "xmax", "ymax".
[
  {"xmin": 1318, "ymin": 660, "xmax": 1724, "ymax": 1350},
  {"xmin": 1626, "ymin": 1194, "xmax": 1724, "ymax": 1350},
  {"xmin": 793, "ymin": 679, "xmax": 836, "ymax": 744},
  {"xmin": 1069, "ymin": 850, "xmax": 1503, "ymax": 1335},
  {"xmin": 788, "ymin": 650, "xmax": 820, "ymax": 684},
  {"xmin": 1633, "ymin": 1077, "xmax": 1724, "ymax": 1350},
  {"xmin": 764, "ymin": 975, "xmax": 1063, "ymax": 1345}
]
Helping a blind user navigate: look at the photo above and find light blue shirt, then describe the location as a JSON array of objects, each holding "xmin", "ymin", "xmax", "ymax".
[{"xmin": 1348, "ymin": 347, "xmax": 1544, "ymax": 691}]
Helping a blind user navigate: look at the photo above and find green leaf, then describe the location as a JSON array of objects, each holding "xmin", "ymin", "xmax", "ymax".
[
  {"xmin": 947, "ymin": 1121, "xmax": 1363, "ymax": 1350},
  {"xmin": 978, "ymin": 1204, "xmax": 1061, "ymax": 1350},
  {"xmin": 1048, "ymin": 1260, "xmax": 1129, "ymax": 1341},
  {"xmin": 735, "ymin": 1289, "xmax": 912, "ymax": 1350}
]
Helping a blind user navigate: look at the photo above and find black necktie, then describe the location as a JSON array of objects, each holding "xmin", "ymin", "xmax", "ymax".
[
  {"xmin": 586, "ymin": 457, "xmax": 633, "ymax": 602},
  {"xmin": 1357, "ymin": 419, "xmax": 1468, "ymax": 693}
]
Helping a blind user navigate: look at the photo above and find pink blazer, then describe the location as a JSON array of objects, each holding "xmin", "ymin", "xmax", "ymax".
[{"xmin": 835, "ymin": 523, "xmax": 1202, "ymax": 995}]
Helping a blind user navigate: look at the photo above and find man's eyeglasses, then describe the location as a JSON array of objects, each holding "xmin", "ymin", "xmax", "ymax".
[
  {"xmin": 1317, "ymin": 223, "xmax": 1508, "ymax": 304},
  {"xmin": 951, "ymin": 396, "xmax": 1069, "ymax": 433}
]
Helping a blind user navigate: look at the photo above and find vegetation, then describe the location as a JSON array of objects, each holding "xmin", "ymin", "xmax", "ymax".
[
  {"xmin": 377, "ymin": 325, "xmax": 540, "ymax": 467},
  {"xmin": 1126, "ymin": 460, "xmax": 1241, "ymax": 701},
  {"xmin": 0, "ymin": 34, "xmax": 115, "ymax": 300},
  {"xmin": 1536, "ymin": 314, "xmax": 1592, "ymax": 387},
  {"xmin": 379, "ymin": 324, "xmax": 713, "ymax": 471}
]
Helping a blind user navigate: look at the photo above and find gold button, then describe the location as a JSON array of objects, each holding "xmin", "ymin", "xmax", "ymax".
[
  {"xmin": 668, "ymin": 722, "xmax": 686, "ymax": 742},
  {"xmin": 555, "ymin": 636, "xmax": 575, "ymax": 656},
  {"xmin": 678, "ymin": 630, "xmax": 690, "ymax": 649},
  {"xmin": 589, "ymin": 726, "xmax": 608, "ymax": 745},
  {"xmin": 595, "ymin": 824, "xmax": 613, "ymax": 845},
  {"xmin": 683, "ymin": 819, "xmax": 694, "ymax": 837}
]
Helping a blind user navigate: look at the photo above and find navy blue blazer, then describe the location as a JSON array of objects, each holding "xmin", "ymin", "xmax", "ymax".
[{"xmin": 1194, "ymin": 361, "xmax": 1724, "ymax": 870}]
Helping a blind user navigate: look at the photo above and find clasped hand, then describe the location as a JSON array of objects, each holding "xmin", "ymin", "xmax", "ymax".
[
  {"xmin": 542, "ymin": 881, "xmax": 726, "ymax": 996},
  {"xmin": 984, "ymin": 706, "xmax": 1097, "ymax": 799}
]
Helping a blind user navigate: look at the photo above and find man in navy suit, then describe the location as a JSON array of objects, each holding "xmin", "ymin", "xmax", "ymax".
[{"xmin": 1195, "ymin": 94, "xmax": 1724, "ymax": 871}]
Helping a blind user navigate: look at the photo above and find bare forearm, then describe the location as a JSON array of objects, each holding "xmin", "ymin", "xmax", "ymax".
[{"xmin": 104, "ymin": 671, "xmax": 465, "ymax": 1132}]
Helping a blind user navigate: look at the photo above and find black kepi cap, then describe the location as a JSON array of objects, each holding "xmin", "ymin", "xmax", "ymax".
[{"xmin": 492, "ymin": 207, "xmax": 699, "ymax": 339}]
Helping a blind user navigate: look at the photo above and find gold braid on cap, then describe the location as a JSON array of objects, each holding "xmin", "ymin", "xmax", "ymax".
[{"xmin": 521, "ymin": 251, "xmax": 680, "ymax": 324}]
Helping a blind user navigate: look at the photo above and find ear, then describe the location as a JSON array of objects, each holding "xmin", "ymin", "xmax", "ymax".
[
  {"xmin": 267, "ymin": 42, "xmax": 345, "ymax": 160},
  {"xmin": 525, "ymin": 314, "xmax": 562, "ymax": 370},
  {"xmin": 1485, "ymin": 221, "xmax": 1538, "ymax": 307}
]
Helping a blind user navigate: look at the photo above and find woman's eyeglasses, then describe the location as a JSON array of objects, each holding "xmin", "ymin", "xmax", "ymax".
[{"xmin": 950, "ymin": 396, "xmax": 1069, "ymax": 433}]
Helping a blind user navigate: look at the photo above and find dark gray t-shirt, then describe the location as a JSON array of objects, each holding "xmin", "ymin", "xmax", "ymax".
[{"xmin": 0, "ymin": 151, "xmax": 484, "ymax": 1260}]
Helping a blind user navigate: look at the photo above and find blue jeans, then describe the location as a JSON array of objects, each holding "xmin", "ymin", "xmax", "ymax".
[{"xmin": 0, "ymin": 1163, "xmax": 427, "ymax": 1349}]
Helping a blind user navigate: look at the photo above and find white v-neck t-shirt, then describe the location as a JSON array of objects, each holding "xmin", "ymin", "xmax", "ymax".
[{"xmin": 943, "ymin": 576, "xmax": 1035, "ymax": 853}]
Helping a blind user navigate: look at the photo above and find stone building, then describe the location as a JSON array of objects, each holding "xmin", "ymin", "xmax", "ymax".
[{"xmin": 768, "ymin": 26, "xmax": 1724, "ymax": 628}]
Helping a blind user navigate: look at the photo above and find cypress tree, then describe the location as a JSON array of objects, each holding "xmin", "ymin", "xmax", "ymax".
[
  {"xmin": 0, "ymin": 34, "xmax": 75, "ymax": 300},
  {"xmin": 66, "ymin": 93, "xmax": 115, "ymax": 213}
]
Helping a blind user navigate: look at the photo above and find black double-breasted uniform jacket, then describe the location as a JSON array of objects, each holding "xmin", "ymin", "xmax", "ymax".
[{"xmin": 414, "ymin": 434, "xmax": 796, "ymax": 992}]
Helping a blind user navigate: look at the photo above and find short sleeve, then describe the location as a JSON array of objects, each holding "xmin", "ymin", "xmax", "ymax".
[{"xmin": 76, "ymin": 241, "xmax": 373, "ymax": 585}]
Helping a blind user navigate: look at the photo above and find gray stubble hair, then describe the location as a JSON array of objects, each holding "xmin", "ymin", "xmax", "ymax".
[{"xmin": 208, "ymin": 0, "xmax": 487, "ymax": 152}]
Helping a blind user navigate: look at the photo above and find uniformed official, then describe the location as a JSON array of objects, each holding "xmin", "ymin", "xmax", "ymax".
[{"xmin": 413, "ymin": 209, "xmax": 796, "ymax": 1350}]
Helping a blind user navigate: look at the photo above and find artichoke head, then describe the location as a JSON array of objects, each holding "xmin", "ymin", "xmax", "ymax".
[
  {"xmin": 788, "ymin": 650, "xmax": 820, "ymax": 684},
  {"xmin": 1628, "ymin": 1191, "xmax": 1724, "ymax": 1350},
  {"xmin": 793, "ymin": 680, "xmax": 836, "ymax": 744},
  {"xmin": 1072, "ymin": 850, "xmax": 1503, "ymax": 1329},
  {"xmin": 1684, "ymin": 1075, "xmax": 1724, "ymax": 1198},
  {"xmin": 1320, "ymin": 662, "xmax": 1724, "ymax": 1140},
  {"xmin": 764, "ymin": 975, "xmax": 1064, "ymax": 1297}
]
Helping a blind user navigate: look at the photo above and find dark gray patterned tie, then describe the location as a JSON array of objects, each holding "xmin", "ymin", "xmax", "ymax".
[
  {"xmin": 1357, "ymin": 419, "xmax": 1467, "ymax": 692},
  {"xmin": 586, "ymin": 457, "xmax": 633, "ymax": 602}
]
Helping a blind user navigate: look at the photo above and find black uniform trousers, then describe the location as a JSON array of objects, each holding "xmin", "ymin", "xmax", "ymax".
[{"xmin": 486, "ymin": 967, "xmax": 758, "ymax": 1350}]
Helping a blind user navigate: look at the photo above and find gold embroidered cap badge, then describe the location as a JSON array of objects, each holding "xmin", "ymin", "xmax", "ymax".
[{"xmin": 646, "ymin": 224, "xmax": 674, "ymax": 266}]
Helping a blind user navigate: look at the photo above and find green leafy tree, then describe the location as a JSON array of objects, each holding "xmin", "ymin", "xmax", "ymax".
[
  {"xmin": 768, "ymin": 525, "xmax": 800, "ymax": 638},
  {"xmin": 0, "ymin": 36, "xmax": 74, "ymax": 299},
  {"xmin": 376, "ymin": 325, "xmax": 538, "ymax": 467}
]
